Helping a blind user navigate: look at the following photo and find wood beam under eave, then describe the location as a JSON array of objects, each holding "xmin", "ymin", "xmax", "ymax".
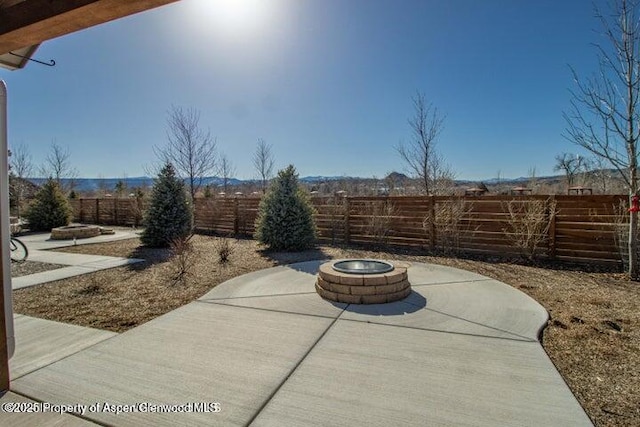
[{"xmin": 0, "ymin": 0, "xmax": 180, "ymax": 54}]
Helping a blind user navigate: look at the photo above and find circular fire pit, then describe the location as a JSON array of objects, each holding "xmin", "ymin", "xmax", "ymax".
[
  {"xmin": 50, "ymin": 225, "xmax": 101, "ymax": 240},
  {"xmin": 316, "ymin": 259, "xmax": 411, "ymax": 304},
  {"xmin": 332, "ymin": 259, "xmax": 394, "ymax": 274}
]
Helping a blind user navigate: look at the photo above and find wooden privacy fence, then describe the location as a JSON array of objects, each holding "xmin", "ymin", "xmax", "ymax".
[
  {"xmin": 70, "ymin": 195, "xmax": 630, "ymax": 265},
  {"xmin": 70, "ymin": 198, "xmax": 147, "ymax": 227}
]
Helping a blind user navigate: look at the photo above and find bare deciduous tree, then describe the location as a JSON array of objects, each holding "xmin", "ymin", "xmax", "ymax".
[
  {"xmin": 431, "ymin": 156, "xmax": 457, "ymax": 195},
  {"xmin": 563, "ymin": 0, "xmax": 640, "ymax": 278},
  {"xmin": 96, "ymin": 173, "xmax": 109, "ymax": 197},
  {"xmin": 156, "ymin": 106, "xmax": 218, "ymax": 201},
  {"xmin": 554, "ymin": 153, "xmax": 586, "ymax": 189},
  {"xmin": 396, "ymin": 92, "xmax": 450, "ymax": 195},
  {"xmin": 219, "ymin": 153, "xmax": 236, "ymax": 194},
  {"xmin": 9, "ymin": 143, "xmax": 33, "ymax": 218},
  {"xmin": 583, "ymin": 156, "xmax": 625, "ymax": 193},
  {"xmin": 40, "ymin": 141, "xmax": 78, "ymax": 193},
  {"xmin": 253, "ymin": 138, "xmax": 274, "ymax": 194}
]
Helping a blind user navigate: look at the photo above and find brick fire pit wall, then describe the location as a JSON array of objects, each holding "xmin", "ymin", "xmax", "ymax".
[
  {"xmin": 50, "ymin": 225, "xmax": 101, "ymax": 240},
  {"xmin": 315, "ymin": 261, "xmax": 411, "ymax": 304}
]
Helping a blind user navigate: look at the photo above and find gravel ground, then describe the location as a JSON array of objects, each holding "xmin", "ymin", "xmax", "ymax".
[
  {"xmin": 11, "ymin": 235, "xmax": 640, "ymax": 427},
  {"xmin": 10, "ymin": 260, "xmax": 66, "ymax": 278}
]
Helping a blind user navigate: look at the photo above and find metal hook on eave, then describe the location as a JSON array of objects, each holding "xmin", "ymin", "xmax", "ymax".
[{"xmin": 7, "ymin": 51, "xmax": 55, "ymax": 67}]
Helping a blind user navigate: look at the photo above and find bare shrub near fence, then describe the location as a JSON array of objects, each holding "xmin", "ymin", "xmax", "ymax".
[
  {"xmin": 310, "ymin": 196, "xmax": 345, "ymax": 244},
  {"xmin": 129, "ymin": 195, "xmax": 145, "ymax": 228},
  {"xmin": 169, "ymin": 234, "xmax": 196, "ymax": 285},
  {"xmin": 425, "ymin": 198, "xmax": 475, "ymax": 254},
  {"xmin": 502, "ymin": 198, "xmax": 556, "ymax": 260},
  {"xmin": 607, "ymin": 200, "xmax": 637, "ymax": 269},
  {"xmin": 363, "ymin": 200, "xmax": 397, "ymax": 246},
  {"xmin": 215, "ymin": 236, "xmax": 235, "ymax": 263},
  {"xmin": 325, "ymin": 196, "xmax": 347, "ymax": 244}
]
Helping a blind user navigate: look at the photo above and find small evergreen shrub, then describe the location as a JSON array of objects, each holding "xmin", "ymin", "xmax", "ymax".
[
  {"xmin": 255, "ymin": 165, "xmax": 316, "ymax": 250},
  {"xmin": 141, "ymin": 163, "xmax": 193, "ymax": 248},
  {"xmin": 24, "ymin": 179, "xmax": 72, "ymax": 231}
]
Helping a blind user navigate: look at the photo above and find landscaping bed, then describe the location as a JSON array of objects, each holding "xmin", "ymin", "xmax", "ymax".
[{"xmin": 11, "ymin": 235, "xmax": 639, "ymax": 427}]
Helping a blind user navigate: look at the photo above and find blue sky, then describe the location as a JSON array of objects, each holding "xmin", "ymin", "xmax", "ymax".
[{"xmin": 0, "ymin": 0, "xmax": 604, "ymax": 180}]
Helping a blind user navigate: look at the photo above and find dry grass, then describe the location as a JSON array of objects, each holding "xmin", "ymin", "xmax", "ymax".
[{"xmin": 12, "ymin": 235, "xmax": 640, "ymax": 426}]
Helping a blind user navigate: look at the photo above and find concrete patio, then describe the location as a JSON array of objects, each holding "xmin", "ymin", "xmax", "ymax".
[{"xmin": 2, "ymin": 257, "xmax": 593, "ymax": 426}]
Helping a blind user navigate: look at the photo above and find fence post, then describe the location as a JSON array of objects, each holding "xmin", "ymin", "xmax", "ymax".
[
  {"xmin": 547, "ymin": 195, "xmax": 557, "ymax": 259},
  {"xmin": 344, "ymin": 196, "xmax": 350, "ymax": 244},
  {"xmin": 429, "ymin": 195, "xmax": 436, "ymax": 250},
  {"xmin": 210, "ymin": 199, "xmax": 218, "ymax": 233},
  {"xmin": 95, "ymin": 198, "xmax": 100, "ymax": 224},
  {"xmin": 233, "ymin": 198, "xmax": 239, "ymax": 235},
  {"xmin": 79, "ymin": 199, "xmax": 84, "ymax": 223},
  {"xmin": 328, "ymin": 197, "xmax": 337, "ymax": 245}
]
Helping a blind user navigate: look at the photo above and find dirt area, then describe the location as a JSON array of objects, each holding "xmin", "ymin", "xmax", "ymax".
[{"xmin": 11, "ymin": 235, "xmax": 639, "ymax": 427}]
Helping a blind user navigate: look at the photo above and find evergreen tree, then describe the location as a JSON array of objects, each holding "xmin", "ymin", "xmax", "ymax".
[
  {"xmin": 255, "ymin": 165, "xmax": 316, "ymax": 250},
  {"xmin": 141, "ymin": 163, "xmax": 193, "ymax": 247},
  {"xmin": 24, "ymin": 179, "xmax": 72, "ymax": 231},
  {"xmin": 114, "ymin": 180, "xmax": 127, "ymax": 197},
  {"xmin": 203, "ymin": 184, "xmax": 212, "ymax": 198}
]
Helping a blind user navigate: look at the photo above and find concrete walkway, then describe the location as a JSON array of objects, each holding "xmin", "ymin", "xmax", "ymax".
[
  {"xmin": 15, "ymin": 228, "xmax": 141, "ymax": 251},
  {"xmin": 12, "ymin": 229, "xmax": 144, "ymax": 289},
  {"xmin": 3, "ymin": 260, "xmax": 594, "ymax": 426},
  {"xmin": 9, "ymin": 315, "xmax": 116, "ymax": 381}
]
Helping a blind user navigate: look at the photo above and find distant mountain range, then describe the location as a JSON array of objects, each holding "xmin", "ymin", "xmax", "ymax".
[
  {"xmin": 26, "ymin": 175, "xmax": 348, "ymax": 192},
  {"xmin": 27, "ymin": 171, "xmax": 610, "ymax": 193}
]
